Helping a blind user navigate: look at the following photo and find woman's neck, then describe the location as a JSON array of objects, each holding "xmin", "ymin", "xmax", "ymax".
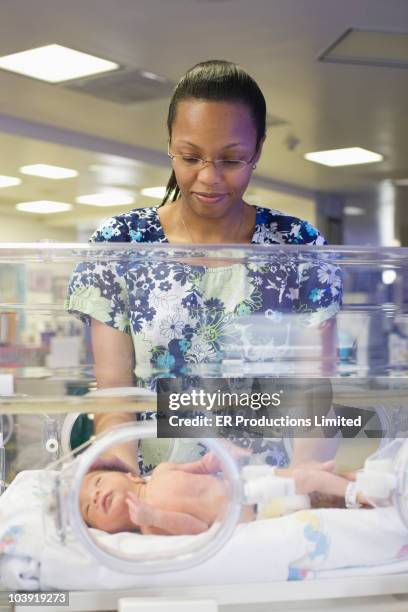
[{"xmin": 161, "ymin": 198, "xmax": 255, "ymax": 244}]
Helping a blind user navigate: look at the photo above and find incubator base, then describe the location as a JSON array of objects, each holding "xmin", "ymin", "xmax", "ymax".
[{"xmin": 1, "ymin": 575, "xmax": 407, "ymax": 612}]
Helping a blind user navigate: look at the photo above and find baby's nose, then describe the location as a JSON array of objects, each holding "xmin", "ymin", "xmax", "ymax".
[{"xmin": 93, "ymin": 489, "xmax": 100, "ymax": 505}]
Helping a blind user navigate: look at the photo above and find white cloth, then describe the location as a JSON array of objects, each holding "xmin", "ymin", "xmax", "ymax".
[
  {"xmin": 0, "ymin": 556, "xmax": 40, "ymax": 590},
  {"xmin": 287, "ymin": 507, "xmax": 408, "ymax": 580}
]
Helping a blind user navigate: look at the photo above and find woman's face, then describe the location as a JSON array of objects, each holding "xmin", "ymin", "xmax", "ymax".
[
  {"xmin": 80, "ymin": 470, "xmax": 137, "ymax": 533},
  {"xmin": 170, "ymin": 100, "xmax": 263, "ymax": 218}
]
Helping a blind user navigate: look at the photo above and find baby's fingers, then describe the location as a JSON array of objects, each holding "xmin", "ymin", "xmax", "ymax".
[
  {"xmin": 125, "ymin": 498, "xmax": 142, "ymax": 525},
  {"xmin": 126, "ymin": 493, "xmax": 153, "ymax": 526}
]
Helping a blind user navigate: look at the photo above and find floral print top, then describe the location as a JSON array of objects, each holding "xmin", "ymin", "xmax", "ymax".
[
  {"xmin": 66, "ymin": 205, "xmax": 342, "ymax": 384},
  {"xmin": 66, "ymin": 205, "xmax": 342, "ymax": 471}
]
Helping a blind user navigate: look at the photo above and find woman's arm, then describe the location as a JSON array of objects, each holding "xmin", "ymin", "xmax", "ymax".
[
  {"xmin": 168, "ymin": 442, "xmax": 251, "ymax": 475},
  {"xmin": 91, "ymin": 318, "xmax": 135, "ymax": 388},
  {"xmin": 90, "ymin": 318, "xmax": 139, "ymax": 472},
  {"xmin": 291, "ymin": 317, "xmax": 340, "ymax": 465}
]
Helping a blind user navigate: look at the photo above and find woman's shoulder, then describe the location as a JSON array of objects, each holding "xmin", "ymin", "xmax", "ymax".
[
  {"xmin": 253, "ymin": 206, "xmax": 327, "ymax": 245},
  {"xmin": 90, "ymin": 206, "xmax": 164, "ymax": 243}
]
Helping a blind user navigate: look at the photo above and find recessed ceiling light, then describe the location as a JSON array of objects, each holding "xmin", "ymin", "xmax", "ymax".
[
  {"xmin": 0, "ymin": 175, "xmax": 21, "ymax": 188},
  {"xmin": 0, "ymin": 44, "xmax": 119, "ymax": 83},
  {"xmin": 141, "ymin": 186, "xmax": 167, "ymax": 199},
  {"xmin": 304, "ymin": 147, "xmax": 383, "ymax": 167},
  {"xmin": 75, "ymin": 191, "xmax": 134, "ymax": 207},
  {"xmin": 20, "ymin": 164, "xmax": 78, "ymax": 179},
  {"xmin": 16, "ymin": 200, "xmax": 72, "ymax": 214},
  {"xmin": 344, "ymin": 206, "xmax": 365, "ymax": 216}
]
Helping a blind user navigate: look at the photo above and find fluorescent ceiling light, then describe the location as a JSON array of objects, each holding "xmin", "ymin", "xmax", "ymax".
[
  {"xmin": 75, "ymin": 191, "xmax": 134, "ymax": 207},
  {"xmin": 141, "ymin": 186, "xmax": 167, "ymax": 199},
  {"xmin": 0, "ymin": 44, "xmax": 119, "ymax": 83},
  {"xmin": 394, "ymin": 178, "xmax": 408, "ymax": 187},
  {"xmin": 16, "ymin": 200, "xmax": 72, "ymax": 214},
  {"xmin": 344, "ymin": 206, "xmax": 365, "ymax": 216},
  {"xmin": 89, "ymin": 164, "xmax": 136, "ymax": 185},
  {"xmin": 20, "ymin": 164, "xmax": 78, "ymax": 179},
  {"xmin": 304, "ymin": 147, "xmax": 383, "ymax": 167},
  {"xmin": 319, "ymin": 28, "xmax": 408, "ymax": 68},
  {"xmin": 0, "ymin": 175, "xmax": 21, "ymax": 188}
]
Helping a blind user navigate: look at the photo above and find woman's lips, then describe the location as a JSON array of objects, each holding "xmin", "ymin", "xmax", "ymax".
[{"xmin": 192, "ymin": 192, "xmax": 227, "ymax": 204}]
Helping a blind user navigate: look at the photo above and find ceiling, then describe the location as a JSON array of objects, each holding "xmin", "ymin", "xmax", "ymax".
[{"xmin": 0, "ymin": 0, "xmax": 407, "ymax": 230}]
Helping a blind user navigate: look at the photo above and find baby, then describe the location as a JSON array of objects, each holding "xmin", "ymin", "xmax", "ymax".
[
  {"xmin": 80, "ymin": 454, "xmax": 241, "ymax": 535},
  {"xmin": 80, "ymin": 452, "xmax": 359, "ymax": 535}
]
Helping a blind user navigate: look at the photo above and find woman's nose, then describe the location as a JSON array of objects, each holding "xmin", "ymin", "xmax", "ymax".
[{"xmin": 197, "ymin": 162, "xmax": 222, "ymax": 185}]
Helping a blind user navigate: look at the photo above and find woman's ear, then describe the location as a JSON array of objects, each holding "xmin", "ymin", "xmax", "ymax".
[
  {"xmin": 254, "ymin": 135, "xmax": 266, "ymax": 164},
  {"xmin": 251, "ymin": 136, "xmax": 266, "ymax": 170}
]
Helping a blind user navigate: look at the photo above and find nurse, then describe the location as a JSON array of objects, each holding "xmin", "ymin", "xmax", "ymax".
[{"xmin": 67, "ymin": 60, "xmax": 342, "ymax": 471}]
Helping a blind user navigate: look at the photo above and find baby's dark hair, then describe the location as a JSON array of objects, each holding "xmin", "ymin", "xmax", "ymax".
[{"xmin": 161, "ymin": 59, "xmax": 266, "ymax": 206}]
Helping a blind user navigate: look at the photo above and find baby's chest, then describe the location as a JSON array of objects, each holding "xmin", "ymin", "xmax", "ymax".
[{"xmin": 148, "ymin": 471, "xmax": 213, "ymax": 508}]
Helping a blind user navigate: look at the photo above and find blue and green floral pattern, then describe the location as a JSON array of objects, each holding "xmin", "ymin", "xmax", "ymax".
[{"xmin": 66, "ymin": 206, "xmax": 342, "ymax": 382}]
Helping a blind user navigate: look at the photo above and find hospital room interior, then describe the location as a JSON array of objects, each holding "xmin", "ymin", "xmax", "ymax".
[{"xmin": 1, "ymin": 1, "xmax": 408, "ymax": 610}]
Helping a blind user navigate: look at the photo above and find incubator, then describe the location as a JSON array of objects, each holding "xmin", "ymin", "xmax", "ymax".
[
  {"xmin": 43, "ymin": 420, "xmax": 313, "ymax": 574},
  {"xmin": 0, "ymin": 243, "xmax": 408, "ymax": 608}
]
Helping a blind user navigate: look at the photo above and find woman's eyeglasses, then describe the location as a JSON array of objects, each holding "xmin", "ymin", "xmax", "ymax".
[{"xmin": 168, "ymin": 148, "xmax": 256, "ymax": 173}]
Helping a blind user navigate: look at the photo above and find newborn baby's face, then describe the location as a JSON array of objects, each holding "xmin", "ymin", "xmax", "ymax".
[{"xmin": 80, "ymin": 470, "xmax": 136, "ymax": 533}]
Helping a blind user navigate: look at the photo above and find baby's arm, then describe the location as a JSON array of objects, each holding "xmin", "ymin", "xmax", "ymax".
[{"xmin": 126, "ymin": 492, "xmax": 209, "ymax": 536}]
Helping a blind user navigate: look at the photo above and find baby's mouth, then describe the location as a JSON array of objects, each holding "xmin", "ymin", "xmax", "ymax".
[{"xmin": 102, "ymin": 491, "xmax": 113, "ymax": 513}]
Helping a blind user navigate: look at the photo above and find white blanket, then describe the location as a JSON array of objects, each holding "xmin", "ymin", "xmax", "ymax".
[{"xmin": 0, "ymin": 471, "xmax": 407, "ymax": 590}]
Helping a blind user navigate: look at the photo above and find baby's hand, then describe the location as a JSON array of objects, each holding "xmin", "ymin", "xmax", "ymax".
[
  {"xmin": 126, "ymin": 492, "xmax": 209, "ymax": 535},
  {"xmin": 126, "ymin": 492, "xmax": 155, "ymax": 528}
]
